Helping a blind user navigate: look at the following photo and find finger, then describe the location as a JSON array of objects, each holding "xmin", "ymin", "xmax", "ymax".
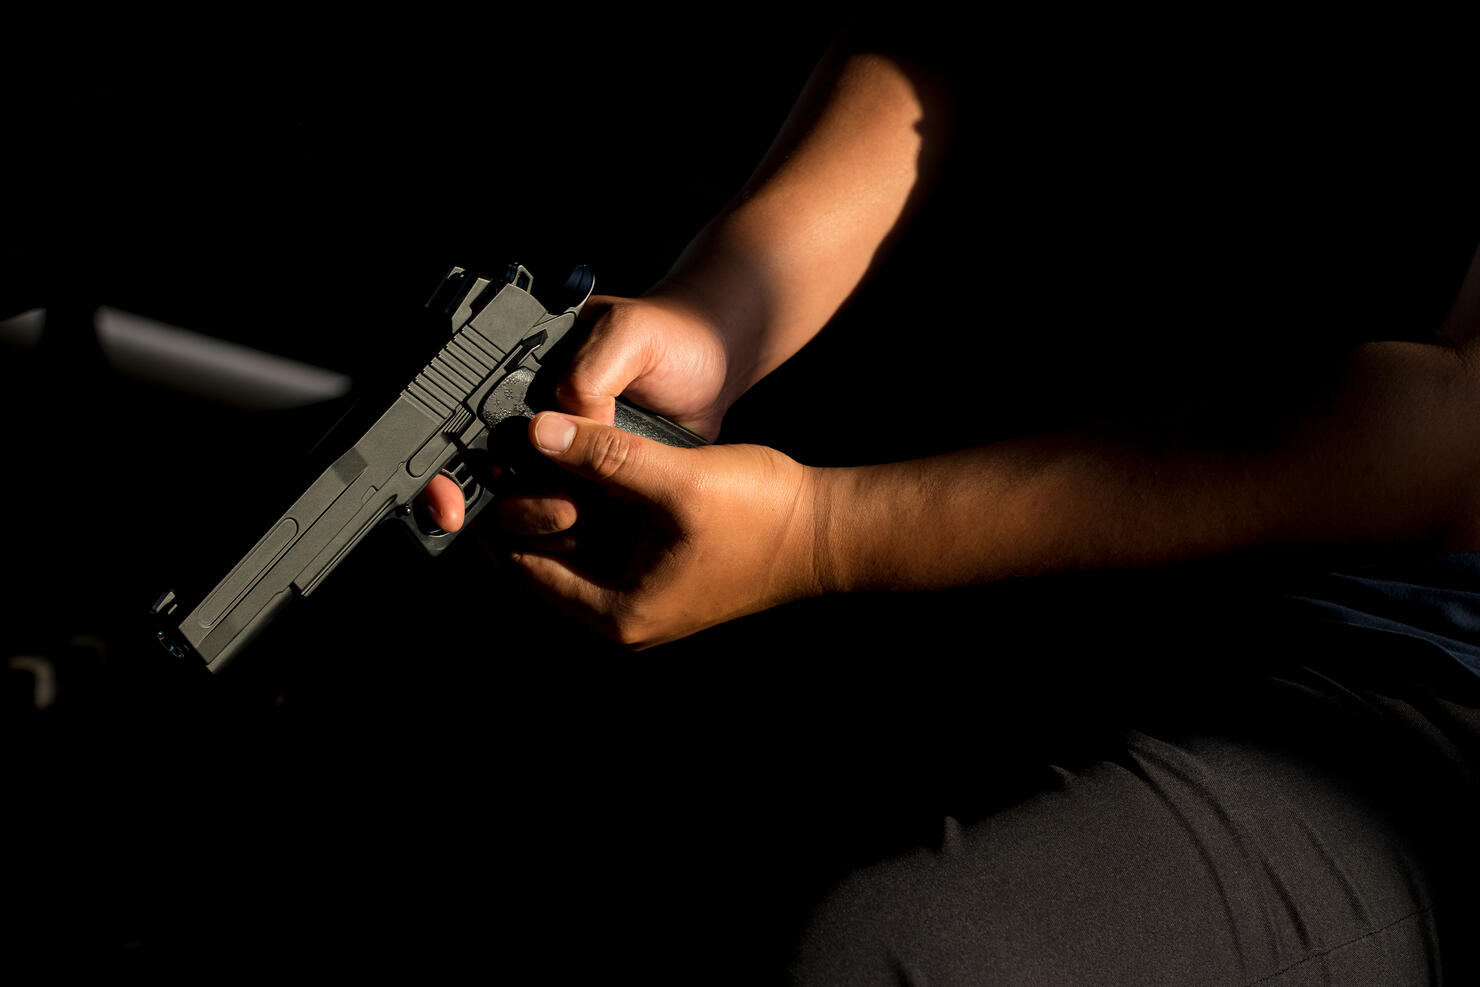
[
  {"xmin": 529, "ymin": 411, "xmax": 683, "ymax": 499},
  {"xmin": 508, "ymin": 549, "xmax": 620, "ymax": 632},
  {"xmin": 509, "ymin": 532, "xmax": 581, "ymax": 555},
  {"xmin": 471, "ymin": 521, "xmax": 580, "ymax": 565},
  {"xmin": 554, "ymin": 302, "xmax": 656, "ymax": 425},
  {"xmin": 496, "ymin": 491, "xmax": 579, "ymax": 536},
  {"xmin": 418, "ymin": 473, "xmax": 465, "ymax": 532}
]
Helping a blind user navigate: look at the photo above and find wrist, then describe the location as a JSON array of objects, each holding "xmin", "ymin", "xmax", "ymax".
[
  {"xmin": 649, "ymin": 254, "xmax": 771, "ymax": 409},
  {"xmin": 804, "ymin": 457, "xmax": 1000, "ymax": 596},
  {"xmin": 803, "ymin": 464, "xmax": 856, "ymax": 597}
]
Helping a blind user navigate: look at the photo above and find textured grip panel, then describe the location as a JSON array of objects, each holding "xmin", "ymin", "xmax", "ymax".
[{"xmin": 613, "ymin": 399, "xmax": 705, "ymax": 448}]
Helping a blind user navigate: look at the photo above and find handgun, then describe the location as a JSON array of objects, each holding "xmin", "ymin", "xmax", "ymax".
[{"xmin": 151, "ymin": 263, "xmax": 704, "ymax": 673}]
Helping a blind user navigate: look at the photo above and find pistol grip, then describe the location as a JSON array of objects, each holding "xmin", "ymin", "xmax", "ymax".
[{"xmin": 393, "ymin": 366, "xmax": 704, "ymax": 555}]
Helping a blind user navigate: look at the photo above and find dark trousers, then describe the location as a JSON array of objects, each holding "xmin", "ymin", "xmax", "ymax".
[
  {"xmin": 54, "ymin": 573, "xmax": 1478, "ymax": 984},
  {"xmin": 787, "ymin": 619, "xmax": 1480, "ymax": 985}
]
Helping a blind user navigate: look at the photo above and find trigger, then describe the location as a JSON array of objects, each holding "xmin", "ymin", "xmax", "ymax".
[{"xmin": 412, "ymin": 457, "xmax": 486, "ymax": 536}]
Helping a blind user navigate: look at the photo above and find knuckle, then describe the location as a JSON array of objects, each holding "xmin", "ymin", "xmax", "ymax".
[
  {"xmin": 610, "ymin": 619, "xmax": 653, "ymax": 651},
  {"xmin": 594, "ymin": 601, "xmax": 655, "ymax": 651},
  {"xmin": 555, "ymin": 368, "xmax": 603, "ymax": 410},
  {"xmin": 498, "ymin": 495, "xmax": 576, "ymax": 535},
  {"xmin": 586, "ymin": 428, "xmax": 638, "ymax": 482},
  {"xmin": 584, "ymin": 302, "xmax": 638, "ymax": 352},
  {"xmin": 543, "ymin": 500, "xmax": 579, "ymax": 533},
  {"xmin": 528, "ymin": 506, "xmax": 571, "ymax": 536}
]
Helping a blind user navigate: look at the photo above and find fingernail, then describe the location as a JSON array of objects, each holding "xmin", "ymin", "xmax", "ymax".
[{"xmin": 534, "ymin": 414, "xmax": 576, "ymax": 454}]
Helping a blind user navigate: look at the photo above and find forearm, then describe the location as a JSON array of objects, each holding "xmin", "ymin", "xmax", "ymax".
[
  {"xmin": 811, "ymin": 341, "xmax": 1480, "ymax": 593},
  {"xmin": 651, "ymin": 45, "xmax": 948, "ymax": 410}
]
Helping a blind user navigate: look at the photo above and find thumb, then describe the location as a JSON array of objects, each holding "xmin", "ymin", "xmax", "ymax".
[
  {"xmin": 553, "ymin": 305, "xmax": 653, "ymax": 426},
  {"xmin": 528, "ymin": 411, "xmax": 682, "ymax": 498}
]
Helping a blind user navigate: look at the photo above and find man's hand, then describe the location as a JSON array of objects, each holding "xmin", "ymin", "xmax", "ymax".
[
  {"xmin": 415, "ymin": 291, "xmax": 730, "ymax": 535},
  {"xmin": 416, "ymin": 291, "xmax": 734, "ymax": 542},
  {"xmin": 497, "ymin": 411, "xmax": 824, "ymax": 649},
  {"xmin": 557, "ymin": 294, "xmax": 735, "ymax": 441}
]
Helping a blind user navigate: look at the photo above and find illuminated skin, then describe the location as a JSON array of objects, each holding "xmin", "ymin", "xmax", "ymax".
[
  {"xmin": 419, "ymin": 46, "xmax": 1480, "ymax": 649},
  {"xmin": 419, "ymin": 49, "xmax": 943, "ymax": 566}
]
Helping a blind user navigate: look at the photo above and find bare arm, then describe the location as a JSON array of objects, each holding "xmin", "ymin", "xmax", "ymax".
[
  {"xmin": 813, "ymin": 337, "xmax": 1480, "ymax": 595},
  {"xmin": 511, "ymin": 329, "xmax": 1480, "ymax": 649},
  {"xmin": 419, "ymin": 41, "xmax": 949, "ymax": 530},
  {"xmin": 555, "ymin": 44, "xmax": 951, "ymax": 436},
  {"xmin": 819, "ymin": 240, "xmax": 1480, "ymax": 594},
  {"xmin": 430, "ymin": 38, "xmax": 1480, "ymax": 647},
  {"xmin": 659, "ymin": 45, "xmax": 950, "ymax": 403}
]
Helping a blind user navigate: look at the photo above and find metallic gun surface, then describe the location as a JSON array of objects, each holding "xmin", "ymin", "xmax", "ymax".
[{"xmin": 152, "ymin": 264, "xmax": 703, "ymax": 673}]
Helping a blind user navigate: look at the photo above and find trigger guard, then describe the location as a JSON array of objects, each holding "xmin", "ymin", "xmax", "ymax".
[{"xmin": 398, "ymin": 453, "xmax": 496, "ymax": 557}]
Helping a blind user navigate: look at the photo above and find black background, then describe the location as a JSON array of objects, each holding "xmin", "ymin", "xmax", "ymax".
[
  {"xmin": 4, "ymin": 11, "xmax": 1477, "ymax": 980},
  {"xmin": 2, "ymin": 13, "xmax": 937, "ymax": 979}
]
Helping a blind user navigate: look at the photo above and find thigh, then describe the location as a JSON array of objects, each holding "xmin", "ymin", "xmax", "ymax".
[{"xmin": 791, "ymin": 664, "xmax": 1480, "ymax": 986}]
